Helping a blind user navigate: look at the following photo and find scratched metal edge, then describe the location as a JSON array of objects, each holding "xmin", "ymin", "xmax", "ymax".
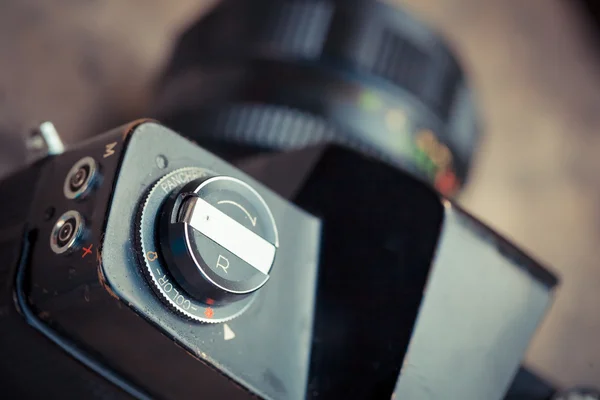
[
  {"xmin": 13, "ymin": 229, "xmax": 151, "ymax": 400},
  {"xmin": 98, "ymin": 122, "xmax": 265, "ymax": 399},
  {"xmin": 96, "ymin": 118, "xmax": 156, "ymax": 299}
]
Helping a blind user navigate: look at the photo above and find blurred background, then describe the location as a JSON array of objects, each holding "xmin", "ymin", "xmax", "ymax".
[{"xmin": 1, "ymin": 0, "xmax": 600, "ymax": 391}]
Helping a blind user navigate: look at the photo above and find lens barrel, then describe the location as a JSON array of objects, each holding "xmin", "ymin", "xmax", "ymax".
[{"xmin": 154, "ymin": 0, "xmax": 478, "ymax": 195}]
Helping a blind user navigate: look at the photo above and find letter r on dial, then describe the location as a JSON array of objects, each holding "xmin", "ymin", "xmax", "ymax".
[{"xmin": 216, "ymin": 255, "xmax": 229, "ymax": 273}]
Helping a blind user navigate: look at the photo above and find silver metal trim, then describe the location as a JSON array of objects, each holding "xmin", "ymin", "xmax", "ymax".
[
  {"xmin": 63, "ymin": 156, "xmax": 98, "ymax": 200},
  {"xmin": 50, "ymin": 210, "xmax": 85, "ymax": 254}
]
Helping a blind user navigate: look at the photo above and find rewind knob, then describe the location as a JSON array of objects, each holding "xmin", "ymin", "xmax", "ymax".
[{"xmin": 159, "ymin": 176, "xmax": 279, "ymax": 306}]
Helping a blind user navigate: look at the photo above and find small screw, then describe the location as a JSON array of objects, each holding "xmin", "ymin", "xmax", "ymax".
[{"xmin": 44, "ymin": 206, "xmax": 55, "ymax": 221}]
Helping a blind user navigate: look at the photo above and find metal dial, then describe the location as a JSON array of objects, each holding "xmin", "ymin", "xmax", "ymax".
[
  {"xmin": 137, "ymin": 168, "xmax": 278, "ymax": 323},
  {"xmin": 159, "ymin": 176, "xmax": 278, "ymax": 305}
]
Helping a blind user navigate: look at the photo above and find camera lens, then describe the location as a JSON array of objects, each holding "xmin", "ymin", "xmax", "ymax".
[
  {"xmin": 50, "ymin": 210, "xmax": 85, "ymax": 254},
  {"xmin": 155, "ymin": 0, "xmax": 478, "ymax": 195},
  {"xmin": 64, "ymin": 157, "xmax": 98, "ymax": 200}
]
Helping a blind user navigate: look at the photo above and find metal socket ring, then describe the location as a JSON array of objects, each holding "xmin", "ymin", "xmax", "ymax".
[
  {"xmin": 64, "ymin": 156, "xmax": 98, "ymax": 200},
  {"xmin": 50, "ymin": 210, "xmax": 85, "ymax": 254}
]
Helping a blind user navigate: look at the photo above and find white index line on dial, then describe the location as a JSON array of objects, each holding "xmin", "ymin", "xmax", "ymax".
[{"xmin": 182, "ymin": 197, "xmax": 275, "ymax": 275}]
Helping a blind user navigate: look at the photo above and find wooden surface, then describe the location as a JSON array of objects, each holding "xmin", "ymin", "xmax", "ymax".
[{"xmin": 1, "ymin": 0, "xmax": 599, "ymax": 389}]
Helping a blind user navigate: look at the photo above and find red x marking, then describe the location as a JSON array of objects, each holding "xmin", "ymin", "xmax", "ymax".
[{"xmin": 82, "ymin": 244, "xmax": 93, "ymax": 258}]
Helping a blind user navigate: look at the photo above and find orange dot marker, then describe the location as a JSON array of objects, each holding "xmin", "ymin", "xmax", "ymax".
[{"xmin": 204, "ymin": 308, "xmax": 214, "ymax": 318}]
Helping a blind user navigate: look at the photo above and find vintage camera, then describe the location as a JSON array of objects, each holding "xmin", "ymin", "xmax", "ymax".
[
  {"xmin": 0, "ymin": 121, "xmax": 557, "ymax": 399},
  {"xmin": 0, "ymin": 1, "xmax": 559, "ymax": 399}
]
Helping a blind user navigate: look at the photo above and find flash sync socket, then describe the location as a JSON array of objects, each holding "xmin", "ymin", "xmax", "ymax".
[
  {"xmin": 64, "ymin": 157, "xmax": 99, "ymax": 200},
  {"xmin": 50, "ymin": 210, "xmax": 86, "ymax": 254}
]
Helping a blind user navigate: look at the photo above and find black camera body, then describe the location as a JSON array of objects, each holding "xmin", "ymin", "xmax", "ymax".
[{"xmin": 0, "ymin": 121, "xmax": 556, "ymax": 399}]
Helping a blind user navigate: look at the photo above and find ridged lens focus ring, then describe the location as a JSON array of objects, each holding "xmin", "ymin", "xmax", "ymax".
[{"xmin": 154, "ymin": 0, "xmax": 478, "ymax": 195}]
